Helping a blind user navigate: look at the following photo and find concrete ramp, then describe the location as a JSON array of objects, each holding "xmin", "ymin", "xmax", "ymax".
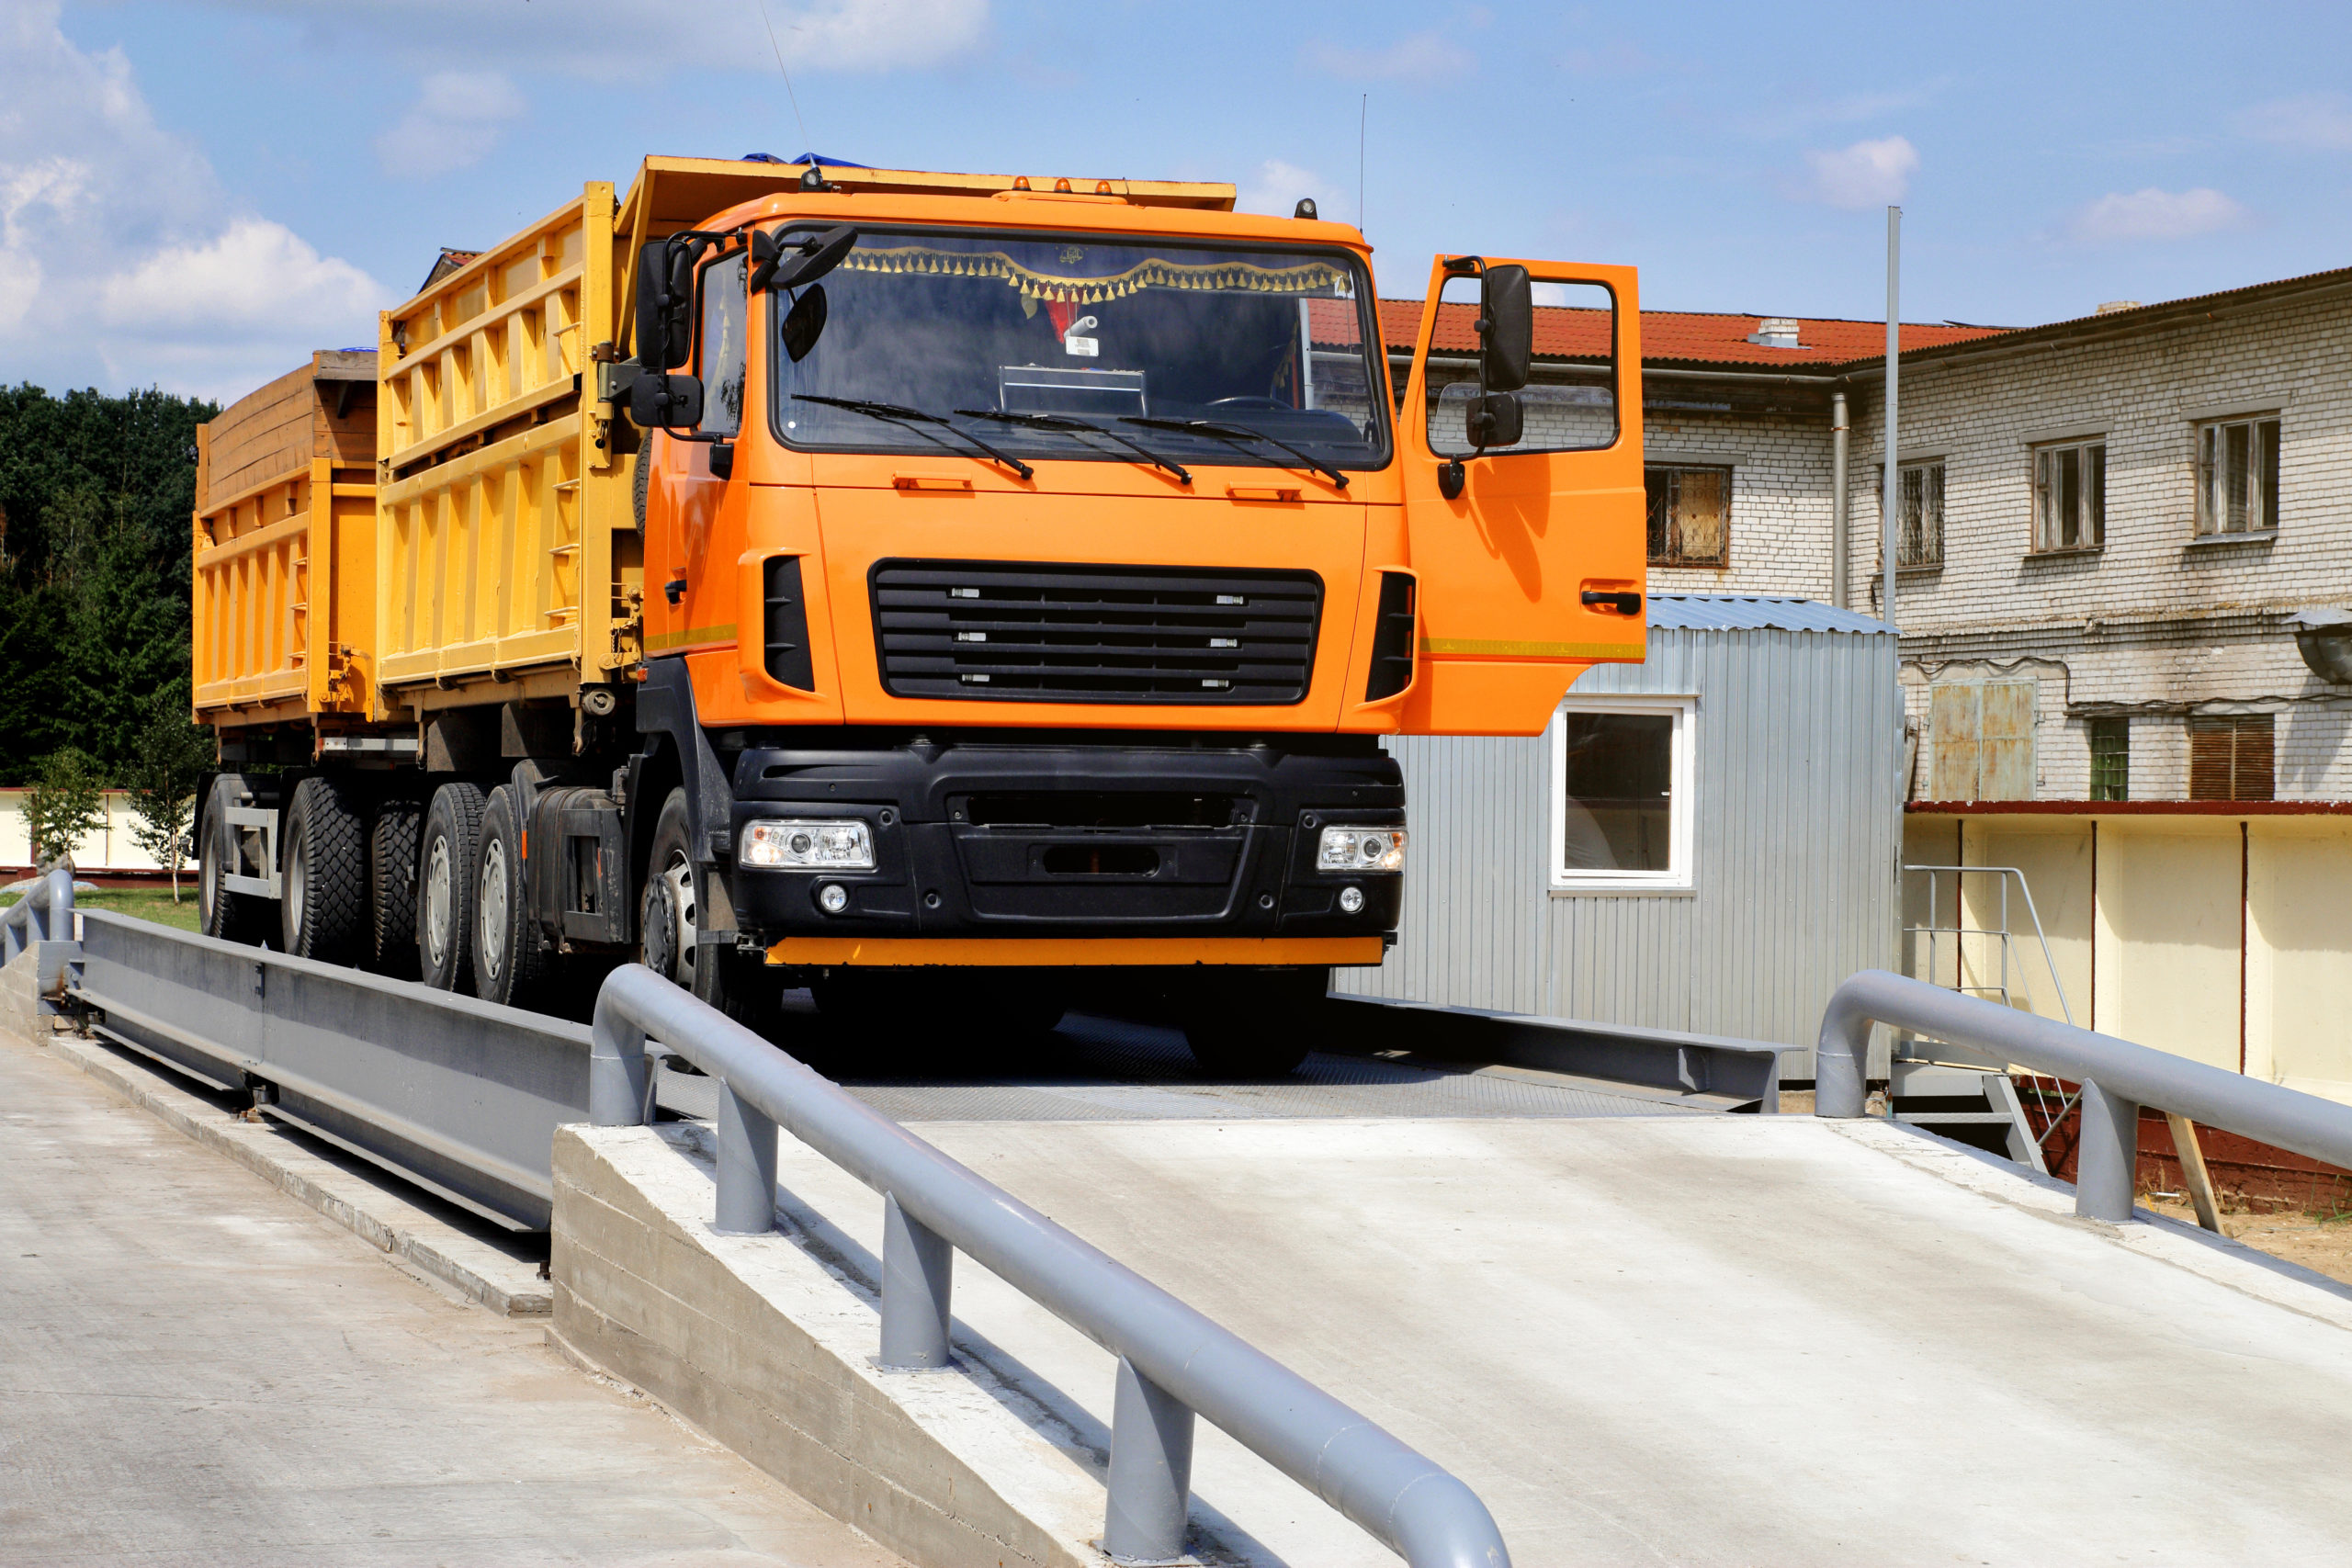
[{"xmin": 559, "ymin": 1111, "xmax": 2352, "ymax": 1567}]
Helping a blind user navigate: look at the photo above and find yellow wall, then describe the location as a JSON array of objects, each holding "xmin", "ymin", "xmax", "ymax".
[{"xmin": 1906, "ymin": 811, "xmax": 2352, "ymax": 1104}]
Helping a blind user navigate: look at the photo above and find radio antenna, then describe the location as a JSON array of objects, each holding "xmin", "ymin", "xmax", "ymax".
[
  {"xmin": 1358, "ymin": 94, "xmax": 1367, "ymax": 230},
  {"xmin": 755, "ymin": 0, "xmax": 818, "ymax": 170}
]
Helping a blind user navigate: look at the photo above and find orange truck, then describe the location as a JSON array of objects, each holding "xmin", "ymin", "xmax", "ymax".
[{"xmin": 192, "ymin": 156, "xmax": 1644, "ymax": 1069}]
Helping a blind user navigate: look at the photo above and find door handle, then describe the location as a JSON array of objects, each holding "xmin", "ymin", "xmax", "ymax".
[{"xmin": 1581, "ymin": 590, "xmax": 1642, "ymax": 615}]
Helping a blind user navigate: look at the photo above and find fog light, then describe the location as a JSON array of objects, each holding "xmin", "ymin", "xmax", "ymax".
[
  {"xmin": 1339, "ymin": 886, "xmax": 1365, "ymax": 914},
  {"xmin": 1316, "ymin": 825, "xmax": 1406, "ymax": 873},
  {"xmin": 816, "ymin": 883, "xmax": 850, "ymax": 914},
  {"xmin": 742, "ymin": 818, "xmax": 875, "ymax": 869}
]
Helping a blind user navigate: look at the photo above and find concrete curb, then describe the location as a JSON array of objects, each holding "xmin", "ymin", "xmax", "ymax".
[{"xmin": 44, "ymin": 1031, "xmax": 552, "ymax": 1317}]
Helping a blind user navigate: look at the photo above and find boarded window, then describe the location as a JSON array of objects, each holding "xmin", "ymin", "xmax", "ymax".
[
  {"xmin": 2195, "ymin": 416, "xmax": 2279, "ymax": 536},
  {"xmin": 1645, "ymin": 466, "xmax": 1729, "ymax": 567},
  {"xmin": 2188, "ymin": 714, "xmax": 2274, "ymax": 801},
  {"xmin": 1928, "ymin": 681, "xmax": 2036, "ymax": 801},
  {"xmin": 2033, "ymin": 440, "xmax": 2105, "ymax": 551},
  {"xmin": 2088, "ymin": 716, "xmax": 2129, "ymax": 802}
]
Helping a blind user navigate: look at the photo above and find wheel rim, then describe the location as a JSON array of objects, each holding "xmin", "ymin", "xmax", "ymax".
[
  {"xmin": 285, "ymin": 844, "xmax": 307, "ymax": 944},
  {"xmin": 660, "ymin": 851, "xmax": 697, "ymax": 987},
  {"xmin": 199, "ymin": 825, "xmax": 219, "ymax": 925},
  {"xmin": 478, "ymin": 837, "xmax": 508, "ymax": 983},
  {"xmin": 424, "ymin": 835, "xmax": 453, "ymax": 967}
]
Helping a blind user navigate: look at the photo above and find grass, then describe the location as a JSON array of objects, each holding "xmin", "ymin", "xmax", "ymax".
[{"xmin": 0, "ymin": 885, "xmax": 203, "ymax": 932}]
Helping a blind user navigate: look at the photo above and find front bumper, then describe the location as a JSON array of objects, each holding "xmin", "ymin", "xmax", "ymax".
[{"xmin": 722, "ymin": 734, "xmax": 1404, "ymax": 954}]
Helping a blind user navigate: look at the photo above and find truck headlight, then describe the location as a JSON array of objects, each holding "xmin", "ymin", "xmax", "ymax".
[
  {"xmin": 741, "ymin": 818, "xmax": 876, "ymax": 870},
  {"xmin": 1317, "ymin": 826, "xmax": 1406, "ymax": 874}
]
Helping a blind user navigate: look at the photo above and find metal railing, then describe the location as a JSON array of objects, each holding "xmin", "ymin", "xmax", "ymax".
[
  {"xmin": 3, "ymin": 867, "xmax": 77, "ymax": 1014},
  {"xmin": 1817, "ymin": 970, "xmax": 2352, "ymax": 1223},
  {"xmin": 587, "ymin": 964, "xmax": 1512, "ymax": 1568}
]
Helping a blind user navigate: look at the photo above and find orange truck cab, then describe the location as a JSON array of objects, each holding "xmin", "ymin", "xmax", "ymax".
[{"xmin": 193, "ymin": 158, "xmax": 1643, "ymax": 1071}]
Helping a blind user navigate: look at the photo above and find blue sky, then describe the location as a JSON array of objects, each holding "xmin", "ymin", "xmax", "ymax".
[{"xmin": 8, "ymin": 0, "xmax": 2352, "ymax": 400}]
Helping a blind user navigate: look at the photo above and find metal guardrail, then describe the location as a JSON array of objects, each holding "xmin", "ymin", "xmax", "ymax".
[
  {"xmin": 587, "ymin": 964, "xmax": 1513, "ymax": 1568},
  {"xmin": 1817, "ymin": 969, "xmax": 2352, "ymax": 1223},
  {"xmin": 71, "ymin": 911, "xmax": 589, "ymax": 1228},
  {"xmin": 3, "ymin": 867, "xmax": 77, "ymax": 1013}
]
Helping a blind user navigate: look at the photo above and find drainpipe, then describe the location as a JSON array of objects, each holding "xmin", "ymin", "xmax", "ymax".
[{"xmin": 1830, "ymin": 389, "xmax": 1850, "ymax": 609}]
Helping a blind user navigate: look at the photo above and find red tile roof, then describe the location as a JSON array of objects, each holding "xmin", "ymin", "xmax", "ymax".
[{"xmin": 1313, "ymin": 299, "xmax": 2010, "ymax": 369}]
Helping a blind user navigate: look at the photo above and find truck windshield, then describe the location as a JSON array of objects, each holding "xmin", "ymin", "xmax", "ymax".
[{"xmin": 770, "ymin": 227, "xmax": 1388, "ymax": 474}]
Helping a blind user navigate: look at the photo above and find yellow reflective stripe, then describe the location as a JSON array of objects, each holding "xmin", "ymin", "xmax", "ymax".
[
  {"xmin": 1419, "ymin": 637, "xmax": 1635, "ymax": 659},
  {"xmin": 645, "ymin": 622, "xmax": 738, "ymax": 652}
]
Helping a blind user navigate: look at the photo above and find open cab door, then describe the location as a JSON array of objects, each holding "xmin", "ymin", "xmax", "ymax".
[{"xmin": 1394, "ymin": 256, "xmax": 1645, "ymax": 737}]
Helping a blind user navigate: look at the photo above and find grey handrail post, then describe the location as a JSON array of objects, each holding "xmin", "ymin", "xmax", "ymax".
[
  {"xmin": 2076, "ymin": 1081, "xmax": 2139, "ymax": 1223},
  {"xmin": 878, "ymin": 1193, "xmax": 954, "ymax": 1368},
  {"xmin": 588, "ymin": 1010, "xmax": 650, "ymax": 1126},
  {"xmin": 1105, "ymin": 1356, "xmax": 1196, "ymax": 1564},
  {"xmin": 715, "ymin": 1078, "xmax": 779, "ymax": 1234}
]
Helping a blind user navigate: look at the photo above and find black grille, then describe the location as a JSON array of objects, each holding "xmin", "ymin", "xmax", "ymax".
[{"xmin": 871, "ymin": 560, "xmax": 1321, "ymax": 705}]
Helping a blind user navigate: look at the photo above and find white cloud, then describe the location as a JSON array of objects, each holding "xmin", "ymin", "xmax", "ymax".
[
  {"xmin": 1802, "ymin": 136, "xmax": 1918, "ymax": 209},
  {"xmin": 1237, "ymin": 160, "xmax": 1350, "ymax": 223},
  {"xmin": 0, "ymin": 2, "xmax": 387, "ymax": 398},
  {"xmin": 211, "ymin": 0, "xmax": 989, "ymax": 81},
  {"xmin": 2067, "ymin": 187, "xmax": 2249, "ymax": 244},
  {"xmin": 102, "ymin": 220, "xmax": 380, "ymax": 338},
  {"xmin": 376, "ymin": 71, "xmax": 526, "ymax": 181},
  {"xmin": 1307, "ymin": 31, "xmax": 1476, "ymax": 84},
  {"xmin": 2236, "ymin": 94, "xmax": 2352, "ymax": 152}
]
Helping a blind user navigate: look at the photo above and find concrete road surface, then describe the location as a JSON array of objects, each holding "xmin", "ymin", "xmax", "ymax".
[{"xmin": 0, "ymin": 1036, "xmax": 903, "ymax": 1568}]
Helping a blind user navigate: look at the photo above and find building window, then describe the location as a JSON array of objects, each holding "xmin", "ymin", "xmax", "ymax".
[
  {"xmin": 2088, "ymin": 716, "xmax": 2129, "ymax": 801},
  {"xmin": 1894, "ymin": 458, "xmax": 1944, "ymax": 568},
  {"xmin": 1551, "ymin": 696, "xmax": 1694, "ymax": 891},
  {"xmin": 1645, "ymin": 466, "xmax": 1729, "ymax": 567},
  {"xmin": 2188, "ymin": 714, "xmax": 2274, "ymax": 801},
  {"xmin": 2033, "ymin": 440, "xmax": 2105, "ymax": 551},
  {"xmin": 2195, "ymin": 416, "xmax": 2279, "ymax": 536}
]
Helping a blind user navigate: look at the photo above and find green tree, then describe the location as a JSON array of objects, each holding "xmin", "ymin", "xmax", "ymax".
[
  {"xmin": 126, "ymin": 690, "xmax": 212, "ymax": 900},
  {"xmin": 21, "ymin": 747, "xmax": 106, "ymax": 868}
]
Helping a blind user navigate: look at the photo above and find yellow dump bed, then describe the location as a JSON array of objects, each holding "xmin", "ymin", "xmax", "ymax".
[{"xmin": 191, "ymin": 350, "xmax": 378, "ymax": 727}]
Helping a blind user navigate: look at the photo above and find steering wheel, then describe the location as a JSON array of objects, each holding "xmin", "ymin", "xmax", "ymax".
[{"xmin": 1204, "ymin": 396, "xmax": 1291, "ymax": 412}]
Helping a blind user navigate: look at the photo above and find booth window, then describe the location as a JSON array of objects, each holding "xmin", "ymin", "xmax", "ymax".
[{"xmin": 1552, "ymin": 697, "xmax": 1695, "ymax": 891}]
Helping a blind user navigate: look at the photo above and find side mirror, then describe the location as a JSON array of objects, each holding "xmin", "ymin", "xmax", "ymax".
[
  {"xmin": 780, "ymin": 284, "xmax": 829, "ymax": 363},
  {"xmin": 635, "ymin": 242, "xmax": 693, "ymax": 369},
  {"xmin": 628, "ymin": 372, "xmax": 704, "ymax": 429},
  {"xmin": 1464, "ymin": 391, "xmax": 1523, "ymax": 450},
  {"xmin": 753, "ymin": 224, "xmax": 857, "ymax": 294},
  {"xmin": 1479, "ymin": 264, "xmax": 1532, "ymax": 393}
]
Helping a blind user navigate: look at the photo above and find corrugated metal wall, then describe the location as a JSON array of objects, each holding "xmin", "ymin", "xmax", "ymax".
[{"xmin": 1336, "ymin": 626, "xmax": 1901, "ymax": 1072}]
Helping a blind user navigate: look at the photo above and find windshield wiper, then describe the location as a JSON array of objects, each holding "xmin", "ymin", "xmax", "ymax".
[
  {"xmin": 791, "ymin": 395, "xmax": 1034, "ymax": 480},
  {"xmin": 1120, "ymin": 416, "xmax": 1348, "ymax": 491},
  {"xmin": 955, "ymin": 409, "xmax": 1193, "ymax": 486}
]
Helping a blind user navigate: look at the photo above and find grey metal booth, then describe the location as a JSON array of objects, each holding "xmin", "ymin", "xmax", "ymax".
[{"xmin": 1337, "ymin": 595, "xmax": 1901, "ymax": 1078}]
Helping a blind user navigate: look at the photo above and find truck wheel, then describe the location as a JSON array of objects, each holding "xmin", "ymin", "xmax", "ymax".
[
  {"xmin": 368, "ymin": 799, "xmax": 422, "ymax": 978},
  {"xmin": 641, "ymin": 788, "xmax": 775, "ymax": 1029},
  {"xmin": 472, "ymin": 785, "xmax": 546, "ymax": 1007},
  {"xmin": 281, "ymin": 776, "xmax": 367, "ymax": 964},
  {"xmin": 1179, "ymin": 969, "xmax": 1325, "ymax": 1078},
  {"xmin": 416, "ymin": 782, "xmax": 486, "ymax": 991},
  {"xmin": 198, "ymin": 778, "xmax": 264, "ymax": 943}
]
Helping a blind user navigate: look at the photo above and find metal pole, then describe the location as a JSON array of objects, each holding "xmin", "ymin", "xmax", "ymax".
[
  {"xmin": 2075, "ymin": 1079, "xmax": 2139, "ymax": 1223},
  {"xmin": 877, "ymin": 1192, "xmax": 954, "ymax": 1368},
  {"xmin": 1105, "ymin": 1355, "xmax": 1196, "ymax": 1564},
  {"xmin": 1882, "ymin": 206, "xmax": 1901, "ymax": 631},
  {"xmin": 713, "ymin": 1078, "xmax": 778, "ymax": 1234},
  {"xmin": 588, "ymin": 1012, "xmax": 650, "ymax": 1127},
  {"xmin": 1830, "ymin": 389, "xmax": 1850, "ymax": 609}
]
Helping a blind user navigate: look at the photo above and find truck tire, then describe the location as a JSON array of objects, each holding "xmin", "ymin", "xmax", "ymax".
[
  {"xmin": 472, "ymin": 785, "xmax": 546, "ymax": 1007},
  {"xmin": 416, "ymin": 782, "xmax": 487, "ymax": 992},
  {"xmin": 281, "ymin": 776, "xmax": 368, "ymax": 964},
  {"xmin": 1178, "ymin": 969, "xmax": 1324, "ymax": 1078},
  {"xmin": 198, "ymin": 777, "xmax": 265, "ymax": 944},
  {"xmin": 368, "ymin": 799, "xmax": 422, "ymax": 977},
  {"xmin": 641, "ymin": 787, "xmax": 775, "ymax": 1029}
]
